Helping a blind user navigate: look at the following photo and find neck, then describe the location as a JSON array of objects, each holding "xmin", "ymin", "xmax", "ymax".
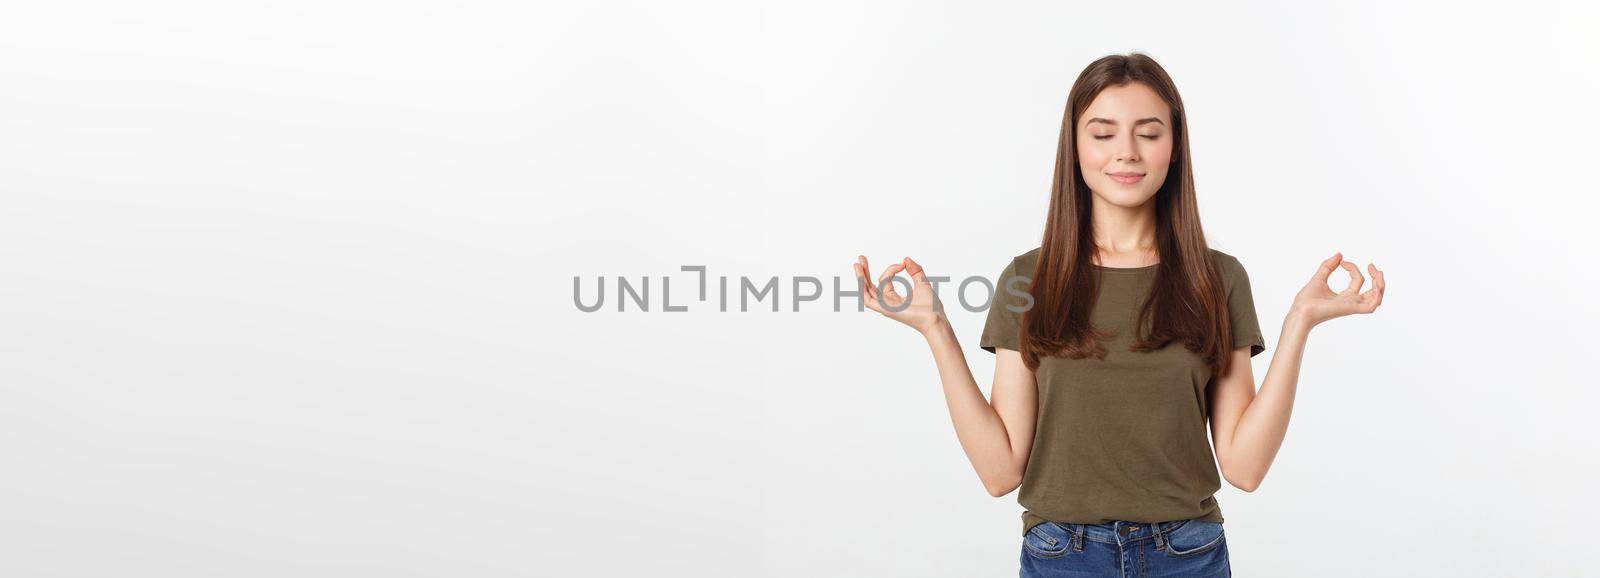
[{"xmin": 1089, "ymin": 195, "xmax": 1158, "ymax": 262}]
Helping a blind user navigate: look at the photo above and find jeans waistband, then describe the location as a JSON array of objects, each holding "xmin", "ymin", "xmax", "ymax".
[{"xmin": 1051, "ymin": 519, "xmax": 1198, "ymax": 548}]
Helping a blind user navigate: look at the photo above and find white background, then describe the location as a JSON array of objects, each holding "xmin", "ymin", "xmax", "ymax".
[{"xmin": 3, "ymin": 1, "xmax": 1597, "ymax": 576}]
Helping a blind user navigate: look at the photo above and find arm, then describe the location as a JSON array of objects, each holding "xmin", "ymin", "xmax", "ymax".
[
  {"xmin": 853, "ymin": 255, "xmax": 1037, "ymax": 497},
  {"xmin": 1208, "ymin": 251, "xmax": 1386, "ymax": 492},
  {"xmin": 1207, "ymin": 316, "xmax": 1310, "ymax": 492},
  {"xmin": 924, "ymin": 321, "xmax": 1037, "ymax": 497}
]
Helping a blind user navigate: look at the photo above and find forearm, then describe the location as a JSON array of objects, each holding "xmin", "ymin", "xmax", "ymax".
[
  {"xmin": 922, "ymin": 320, "xmax": 1022, "ymax": 494},
  {"xmin": 1224, "ymin": 312, "xmax": 1314, "ymax": 489}
]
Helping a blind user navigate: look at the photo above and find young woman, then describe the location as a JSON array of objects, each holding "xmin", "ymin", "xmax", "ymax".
[{"xmin": 851, "ymin": 53, "xmax": 1385, "ymax": 577}]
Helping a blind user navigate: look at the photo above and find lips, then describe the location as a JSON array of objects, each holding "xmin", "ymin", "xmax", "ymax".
[{"xmin": 1108, "ymin": 172, "xmax": 1145, "ymax": 184}]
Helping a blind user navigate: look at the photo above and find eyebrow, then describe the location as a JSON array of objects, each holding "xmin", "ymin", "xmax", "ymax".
[{"xmin": 1084, "ymin": 117, "xmax": 1166, "ymax": 127}]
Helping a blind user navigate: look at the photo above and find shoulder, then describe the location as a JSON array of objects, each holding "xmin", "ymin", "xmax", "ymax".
[
  {"xmin": 1012, "ymin": 247, "xmax": 1042, "ymax": 273},
  {"xmin": 1208, "ymin": 247, "xmax": 1241, "ymax": 267},
  {"xmin": 989, "ymin": 248, "xmax": 1040, "ymax": 289},
  {"xmin": 1207, "ymin": 248, "xmax": 1251, "ymax": 289}
]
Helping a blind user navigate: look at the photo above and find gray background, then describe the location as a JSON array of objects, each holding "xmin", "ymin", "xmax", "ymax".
[{"xmin": 3, "ymin": 0, "xmax": 1597, "ymax": 576}]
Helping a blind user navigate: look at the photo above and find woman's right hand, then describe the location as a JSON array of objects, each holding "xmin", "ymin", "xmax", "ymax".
[{"xmin": 853, "ymin": 255, "xmax": 947, "ymax": 336}]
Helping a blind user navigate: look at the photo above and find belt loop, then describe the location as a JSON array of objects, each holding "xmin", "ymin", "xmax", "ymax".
[
  {"xmin": 1154, "ymin": 520, "xmax": 1168, "ymax": 551},
  {"xmin": 1072, "ymin": 524, "xmax": 1084, "ymax": 552}
]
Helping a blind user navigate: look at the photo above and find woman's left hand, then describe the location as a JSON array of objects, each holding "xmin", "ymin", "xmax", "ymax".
[{"xmin": 1291, "ymin": 251, "xmax": 1385, "ymax": 328}]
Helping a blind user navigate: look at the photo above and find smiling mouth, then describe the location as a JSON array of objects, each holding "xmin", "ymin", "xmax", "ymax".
[{"xmin": 1108, "ymin": 173, "xmax": 1145, "ymax": 184}]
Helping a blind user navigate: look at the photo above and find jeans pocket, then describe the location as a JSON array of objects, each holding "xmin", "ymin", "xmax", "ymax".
[
  {"xmin": 1162, "ymin": 519, "xmax": 1225, "ymax": 558},
  {"xmin": 1022, "ymin": 522, "xmax": 1073, "ymax": 559}
]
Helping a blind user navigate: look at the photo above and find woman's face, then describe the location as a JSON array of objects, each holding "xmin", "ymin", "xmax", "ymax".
[{"xmin": 1076, "ymin": 82, "xmax": 1174, "ymax": 208}]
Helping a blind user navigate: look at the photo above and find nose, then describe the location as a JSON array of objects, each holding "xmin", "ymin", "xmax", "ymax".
[{"xmin": 1116, "ymin": 134, "xmax": 1140, "ymax": 163}]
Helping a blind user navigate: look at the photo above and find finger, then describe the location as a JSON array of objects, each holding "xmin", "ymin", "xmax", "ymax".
[
  {"xmin": 1338, "ymin": 260, "xmax": 1364, "ymax": 296},
  {"xmin": 1312, "ymin": 251, "xmax": 1343, "ymax": 285},
  {"xmin": 904, "ymin": 257, "xmax": 928, "ymax": 284},
  {"xmin": 856, "ymin": 266, "xmax": 889, "ymax": 313},
  {"xmin": 862, "ymin": 290, "xmax": 885, "ymax": 313},
  {"xmin": 856, "ymin": 256, "xmax": 872, "ymax": 294},
  {"xmin": 1354, "ymin": 264, "xmax": 1384, "ymax": 313},
  {"xmin": 858, "ymin": 256, "xmax": 884, "ymax": 300},
  {"xmin": 1370, "ymin": 264, "xmax": 1385, "ymax": 308},
  {"xmin": 876, "ymin": 263, "xmax": 907, "ymax": 300},
  {"xmin": 854, "ymin": 260, "xmax": 875, "ymax": 299},
  {"xmin": 1357, "ymin": 288, "xmax": 1378, "ymax": 313}
]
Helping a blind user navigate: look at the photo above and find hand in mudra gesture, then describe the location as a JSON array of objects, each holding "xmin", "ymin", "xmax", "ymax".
[
  {"xmin": 1292, "ymin": 251, "xmax": 1386, "ymax": 327},
  {"xmin": 853, "ymin": 255, "xmax": 946, "ymax": 335}
]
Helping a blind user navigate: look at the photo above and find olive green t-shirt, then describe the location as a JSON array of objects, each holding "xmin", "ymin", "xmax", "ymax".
[{"xmin": 980, "ymin": 247, "xmax": 1266, "ymax": 536}]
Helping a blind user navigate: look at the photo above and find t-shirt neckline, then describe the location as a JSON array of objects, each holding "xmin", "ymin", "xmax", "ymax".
[{"xmin": 1092, "ymin": 262, "xmax": 1159, "ymax": 273}]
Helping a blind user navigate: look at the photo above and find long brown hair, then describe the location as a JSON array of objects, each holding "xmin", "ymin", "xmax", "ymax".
[{"xmin": 1020, "ymin": 52, "xmax": 1238, "ymax": 378}]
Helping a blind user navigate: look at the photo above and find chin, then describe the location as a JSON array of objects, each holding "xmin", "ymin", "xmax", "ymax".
[{"xmin": 1091, "ymin": 185, "xmax": 1158, "ymax": 208}]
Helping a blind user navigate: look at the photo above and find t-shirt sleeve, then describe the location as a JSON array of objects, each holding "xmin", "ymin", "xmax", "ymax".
[
  {"xmin": 979, "ymin": 259, "xmax": 1031, "ymax": 354},
  {"xmin": 1225, "ymin": 256, "xmax": 1267, "ymax": 358}
]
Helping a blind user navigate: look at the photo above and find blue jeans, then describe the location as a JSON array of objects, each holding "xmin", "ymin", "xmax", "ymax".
[{"xmin": 1019, "ymin": 518, "xmax": 1230, "ymax": 577}]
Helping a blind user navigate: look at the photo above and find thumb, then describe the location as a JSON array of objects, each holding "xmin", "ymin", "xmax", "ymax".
[
  {"xmin": 903, "ymin": 257, "xmax": 928, "ymax": 283},
  {"xmin": 1312, "ymin": 251, "xmax": 1342, "ymax": 284}
]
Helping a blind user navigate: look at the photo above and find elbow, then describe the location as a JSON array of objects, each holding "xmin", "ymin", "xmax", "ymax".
[
  {"xmin": 1223, "ymin": 470, "xmax": 1263, "ymax": 493},
  {"xmin": 984, "ymin": 474, "xmax": 1022, "ymax": 498},
  {"xmin": 1218, "ymin": 456, "xmax": 1264, "ymax": 493}
]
